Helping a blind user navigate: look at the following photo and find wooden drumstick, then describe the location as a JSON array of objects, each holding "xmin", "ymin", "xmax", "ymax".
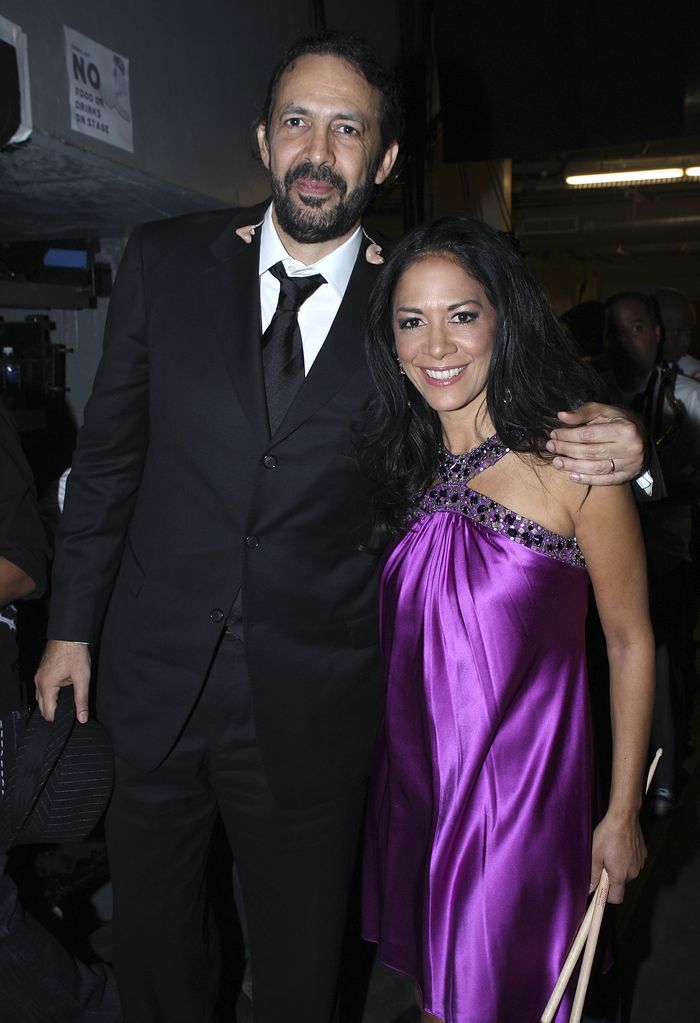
[
  {"xmin": 568, "ymin": 870, "xmax": 610, "ymax": 1023},
  {"xmin": 540, "ymin": 899, "xmax": 596, "ymax": 1022},
  {"xmin": 540, "ymin": 748, "xmax": 663, "ymax": 1023}
]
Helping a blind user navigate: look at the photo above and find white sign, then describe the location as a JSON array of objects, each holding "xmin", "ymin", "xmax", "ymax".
[{"xmin": 64, "ymin": 26, "xmax": 133, "ymax": 152}]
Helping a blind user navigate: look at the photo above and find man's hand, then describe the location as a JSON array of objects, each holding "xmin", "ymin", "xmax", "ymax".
[
  {"xmin": 546, "ymin": 403, "xmax": 645, "ymax": 486},
  {"xmin": 35, "ymin": 640, "xmax": 91, "ymax": 723}
]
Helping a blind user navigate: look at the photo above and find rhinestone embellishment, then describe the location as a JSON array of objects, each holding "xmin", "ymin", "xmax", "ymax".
[{"xmin": 417, "ymin": 436, "xmax": 586, "ymax": 569}]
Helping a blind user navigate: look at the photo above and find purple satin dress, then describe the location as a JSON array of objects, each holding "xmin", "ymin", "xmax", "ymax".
[{"xmin": 363, "ymin": 436, "xmax": 593, "ymax": 1023}]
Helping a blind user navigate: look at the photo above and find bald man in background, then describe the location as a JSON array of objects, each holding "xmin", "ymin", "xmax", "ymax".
[{"xmin": 654, "ymin": 287, "xmax": 700, "ymax": 378}]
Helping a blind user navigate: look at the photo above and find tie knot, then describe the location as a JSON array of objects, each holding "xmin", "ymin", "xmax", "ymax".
[{"xmin": 269, "ymin": 261, "xmax": 326, "ymax": 313}]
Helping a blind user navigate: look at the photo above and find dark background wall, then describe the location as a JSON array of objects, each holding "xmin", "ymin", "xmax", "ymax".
[{"xmin": 435, "ymin": 0, "xmax": 695, "ymax": 161}]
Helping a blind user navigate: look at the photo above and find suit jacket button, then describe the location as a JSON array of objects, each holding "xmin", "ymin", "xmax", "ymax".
[
  {"xmin": 263, "ymin": 454, "xmax": 277, "ymax": 469},
  {"xmin": 210, "ymin": 608, "xmax": 225, "ymax": 622},
  {"xmin": 245, "ymin": 535, "xmax": 259, "ymax": 549}
]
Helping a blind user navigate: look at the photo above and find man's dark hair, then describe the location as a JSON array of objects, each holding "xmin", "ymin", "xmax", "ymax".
[
  {"xmin": 361, "ymin": 217, "xmax": 605, "ymax": 535},
  {"xmin": 259, "ymin": 30, "xmax": 403, "ymax": 155},
  {"xmin": 605, "ymin": 290, "xmax": 658, "ymax": 318}
]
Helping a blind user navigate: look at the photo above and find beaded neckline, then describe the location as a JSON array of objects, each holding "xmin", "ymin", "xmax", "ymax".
[
  {"xmin": 438, "ymin": 434, "xmax": 510, "ymax": 484},
  {"xmin": 419, "ymin": 435, "xmax": 586, "ymax": 569}
]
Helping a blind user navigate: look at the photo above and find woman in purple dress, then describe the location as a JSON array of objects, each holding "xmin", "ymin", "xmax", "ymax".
[{"xmin": 361, "ymin": 218, "xmax": 655, "ymax": 1023}]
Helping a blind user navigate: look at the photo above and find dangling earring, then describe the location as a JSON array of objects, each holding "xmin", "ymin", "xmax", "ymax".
[
  {"xmin": 396, "ymin": 356, "xmax": 411, "ymax": 408},
  {"xmin": 503, "ymin": 387, "xmax": 512, "ymax": 405}
]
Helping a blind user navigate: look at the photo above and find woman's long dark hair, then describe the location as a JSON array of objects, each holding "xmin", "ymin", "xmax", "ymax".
[{"xmin": 361, "ymin": 216, "xmax": 606, "ymax": 535}]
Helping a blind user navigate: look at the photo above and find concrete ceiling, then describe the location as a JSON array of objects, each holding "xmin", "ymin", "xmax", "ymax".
[
  {"xmin": 513, "ymin": 138, "xmax": 700, "ymax": 259},
  {"xmin": 0, "ymin": 131, "xmax": 227, "ymax": 241}
]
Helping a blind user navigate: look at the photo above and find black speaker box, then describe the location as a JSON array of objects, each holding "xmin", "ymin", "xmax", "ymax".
[{"xmin": 0, "ymin": 38, "xmax": 20, "ymax": 147}]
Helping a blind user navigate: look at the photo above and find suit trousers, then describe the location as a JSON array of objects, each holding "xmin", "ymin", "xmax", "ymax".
[{"xmin": 104, "ymin": 632, "xmax": 367, "ymax": 1023}]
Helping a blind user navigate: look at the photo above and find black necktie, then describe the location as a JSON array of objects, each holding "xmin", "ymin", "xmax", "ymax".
[{"xmin": 262, "ymin": 261, "xmax": 326, "ymax": 433}]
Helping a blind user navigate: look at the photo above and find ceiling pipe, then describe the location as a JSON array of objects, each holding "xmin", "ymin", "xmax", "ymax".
[{"xmin": 519, "ymin": 214, "xmax": 700, "ymax": 243}]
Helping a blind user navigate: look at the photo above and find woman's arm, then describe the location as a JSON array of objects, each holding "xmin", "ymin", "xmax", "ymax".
[{"xmin": 573, "ymin": 482, "xmax": 655, "ymax": 903}]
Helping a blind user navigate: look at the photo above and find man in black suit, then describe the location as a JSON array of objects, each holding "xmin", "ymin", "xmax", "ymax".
[{"xmin": 35, "ymin": 31, "xmax": 646, "ymax": 1023}]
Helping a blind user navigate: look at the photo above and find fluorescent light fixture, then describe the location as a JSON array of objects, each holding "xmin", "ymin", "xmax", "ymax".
[
  {"xmin": 686, "ymin": 167, "xmax": 700, "ymax": 177},
  {"xmin": 566, "ymin": 168, "xmax": 684, "ymax": 186}
]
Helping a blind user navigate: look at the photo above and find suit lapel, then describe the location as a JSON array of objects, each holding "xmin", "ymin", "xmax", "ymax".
[
  {"xmin": 272, "ymin": 251, "xmax": 380, "ymax": 443},
  {"xmin": 198, "ymin": 204, "xmax": 270, "ymax": 442},
  {"xmin": 198, "ymin": 210, "xmax": 383, "ymax": 446}
]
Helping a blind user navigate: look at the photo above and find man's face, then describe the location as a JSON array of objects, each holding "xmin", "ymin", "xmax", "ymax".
[
  {"xmin": 660, "ymin": 301, "xmax": 695, "ymax": 362},
  {"xmin": 257, "ymin": 54, "xmax": 398, "ymax": 245},
  {"xmin": 610, "ymin": 299, "xmax": 660, "ymax": 377}
]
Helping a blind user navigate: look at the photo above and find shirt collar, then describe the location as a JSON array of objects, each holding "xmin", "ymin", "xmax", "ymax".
[{"xmin": 258, "ymin": 205, "xmax": 362, "ymax": 297}]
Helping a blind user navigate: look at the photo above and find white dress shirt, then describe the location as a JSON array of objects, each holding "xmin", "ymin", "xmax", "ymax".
[
  {"xmin": 678, "ymin": 353, "xmax": 700, "ymax": 381},
  {"xmin": 258, "ymin": 206, "xmax": 362, "ymax": 373}
]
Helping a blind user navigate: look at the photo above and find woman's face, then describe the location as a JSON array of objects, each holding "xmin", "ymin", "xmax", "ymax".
[{"xmin": 392, "ymin": 254, "xmax": 498, "ymax": 420}]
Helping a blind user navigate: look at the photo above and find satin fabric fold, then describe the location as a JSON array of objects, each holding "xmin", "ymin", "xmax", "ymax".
[{"xmin": 363, "ymin": 508, "xmax": 592, "ymax": 1023}]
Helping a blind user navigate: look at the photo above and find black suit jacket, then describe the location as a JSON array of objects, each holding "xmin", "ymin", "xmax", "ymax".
[{"xmin": 48, "ymin": 202, "xmax": 384, "ymax": 805}]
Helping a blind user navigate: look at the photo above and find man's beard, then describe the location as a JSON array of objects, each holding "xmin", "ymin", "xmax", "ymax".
[{"xmin": 270, "ymin": 161, "xmax": 378, "ymax": 244}]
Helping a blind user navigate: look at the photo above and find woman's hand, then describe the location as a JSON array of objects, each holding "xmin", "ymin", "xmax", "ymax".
[{"xmin": 590, "ymin": 811, "xmax": 647, "ymax": 904}]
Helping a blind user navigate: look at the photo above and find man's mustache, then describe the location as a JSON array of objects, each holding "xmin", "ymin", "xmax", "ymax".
[{"xmin": 284, "ymin": 163, "xmax": 347, "ymax": 197}]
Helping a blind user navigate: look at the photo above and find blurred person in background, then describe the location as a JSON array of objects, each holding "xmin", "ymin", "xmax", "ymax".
[
  {"xmin": 0, "ymin": 398, "xmax": 48, "ymax": 715},
  {"xmin": 605, "ymin": 292, "xmax": 700, "ymax": 814},
  {"xmin": 654, "ymin": 287, "xmax": 700, "ymax": 379}
]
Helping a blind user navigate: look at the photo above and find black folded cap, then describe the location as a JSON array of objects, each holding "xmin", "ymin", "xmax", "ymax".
[{"xmin": 0, "ymin": 687, "xmax": 113, "ymax": 851}]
